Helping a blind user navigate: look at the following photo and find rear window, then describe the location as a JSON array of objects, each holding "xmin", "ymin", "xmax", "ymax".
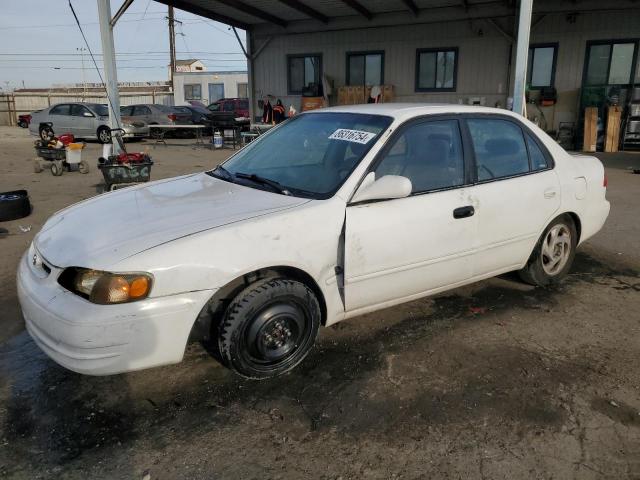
[{"xmin": 156, "ymin": 105, "xmax": 174, "ymax": 113}]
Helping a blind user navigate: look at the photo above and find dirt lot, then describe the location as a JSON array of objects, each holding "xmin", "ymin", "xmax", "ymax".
[{"xmin": 0, "ymin": 125, "xmax": 639, "ymax": 479}]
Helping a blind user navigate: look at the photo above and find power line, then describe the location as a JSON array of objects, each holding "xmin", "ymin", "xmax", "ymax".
[{"xmin": 0, "ymin": 51, "xmax": 245, "ymax": 56}]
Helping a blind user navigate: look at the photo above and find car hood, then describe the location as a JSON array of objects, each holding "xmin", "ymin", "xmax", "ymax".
[{"xmin": 35, "ymin": 173, "xmax": 309, "ymax": 268}]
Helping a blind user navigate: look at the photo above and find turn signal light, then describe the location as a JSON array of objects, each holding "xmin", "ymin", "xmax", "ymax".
[{"xmin": 603, "ymin": 173, "xmax": 608, "ymax": 188}]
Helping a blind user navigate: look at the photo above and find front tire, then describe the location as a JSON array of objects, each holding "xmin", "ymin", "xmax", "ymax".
[
  {"xmin": 218, "ymin": 278, "xmax": 320, "ymax": 379},
  {"xmin": 518, "ymin": 215, "xmax": 577, "ymax": 286}
]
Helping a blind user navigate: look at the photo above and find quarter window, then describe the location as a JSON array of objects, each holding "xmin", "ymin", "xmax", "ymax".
[
  {"xmin": 415, "ymin": 48, "xmax": 458, "ymax": 91},
  {"xmin": 527, "ymin": 44, "xmax": 557, "ymax": 88},
  {"xmin": 288, "ymin": 54, "xmax": 322, "ymax": 95},
  {"xmin": 467, "ymin": 119, "xmax": 530, "ymax": 181},
  {"xmin": 184, "ymin": 84, "xmax": 202, "ymax": 100},
  {"xmin": 375, "ymin": 120, "xmax": 465, "ymax": 193},
  {"xmin": 347, "ymin": 51, "xmax": 384, "ymax": 86},
  {"xmin": 526, "ymin": 133, "xmax": 548, "ymax": 170}
]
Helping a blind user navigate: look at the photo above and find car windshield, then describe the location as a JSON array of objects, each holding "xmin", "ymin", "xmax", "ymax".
[
  {"xmin": 210, "ymin": 112, "xmax": 392, "ymax": 199},
  {"xmin": 94, "ymin": 104, "xmax": 109, "ymax": 116}
]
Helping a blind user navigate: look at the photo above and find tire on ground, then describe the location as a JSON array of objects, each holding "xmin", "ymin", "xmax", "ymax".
[
  {"xmin": 218, "ymin": 278, "xmax": 321, "ymax": 379},
  {"xmin": 518, "ymin": 214, "xmax": 577, "ymax": 287},
  {"xmin": 0, "ymin": 190, "xmax": 31, "ymax": 221},
  {"xmin": 97, "ymin": 126, "xmax": 111, "ymax": 144}
]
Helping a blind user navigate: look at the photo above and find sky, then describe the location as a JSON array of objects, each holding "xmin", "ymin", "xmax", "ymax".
[{"xmin": 0, "ymin": 0, "xmax": 248, "ymax": 90}]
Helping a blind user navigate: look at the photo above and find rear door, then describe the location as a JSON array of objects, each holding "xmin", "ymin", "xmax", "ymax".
[
  {"xmin": 48, "ymin": 104, "xmax": 72, "ymax": 133},
  {"xmin": 464, "ymin": 116, "xmax": 560, "ymax": 275},
  {"xmin": 134, "ymin": 105, "xmax": 153, "ymax": 124}
]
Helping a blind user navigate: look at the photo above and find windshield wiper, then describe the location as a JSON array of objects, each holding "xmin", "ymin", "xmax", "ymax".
[
  {"xmin": 210, "ymin": 164, "xmax": 233, "ymax": 180},
  {"xmin": 235, "ymin": 172, "xmax": 291, "ymax": 195}
]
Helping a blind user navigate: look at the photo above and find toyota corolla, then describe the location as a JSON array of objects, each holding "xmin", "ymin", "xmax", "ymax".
[{"xmin": 17, "ymin": 104, "xmax": 609, "ymax": 379}]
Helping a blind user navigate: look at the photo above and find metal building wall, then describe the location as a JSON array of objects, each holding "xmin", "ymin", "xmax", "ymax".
[{"xmin": 251, "ymin": 9, "xmax": 640, "ymax": 129}]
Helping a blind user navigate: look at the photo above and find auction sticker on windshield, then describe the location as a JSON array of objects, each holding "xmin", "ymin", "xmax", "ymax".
[{"xmin": 329, "ymin": 128, "xmax": 377, "ymax": 144}]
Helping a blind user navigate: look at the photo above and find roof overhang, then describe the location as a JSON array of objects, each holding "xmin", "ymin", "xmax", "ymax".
[{"xmin": 153, "ymin": 0, "xmax": 640, "ymax": 35}]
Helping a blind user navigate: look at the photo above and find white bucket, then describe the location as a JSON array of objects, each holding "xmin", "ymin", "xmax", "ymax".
[
  {"xmin": 65, "ymin": 143, "xmax": 83, "ymax": 164},
  {"xmin": 213, "ymin": 131, "xmax": 223, "ymax": 149},
  {"xmin": 102, "ymin": 143, "xmax": 112, "ymax": 158}
]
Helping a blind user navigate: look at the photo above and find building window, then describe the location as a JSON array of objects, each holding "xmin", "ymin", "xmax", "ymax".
[
  {"xmin": 585, "ymin": 40, "xmax": 638, "ymax": 86},
  {"xmin": 347, "ymin": 51, "xmax": 384, "ymax": 86},
  {"xmin": 237, "ymin": 82, "xmax": 248, "ymax": 98},
  {"xmin": 527, "ymin": 44, "xmax": 558, "ymax": 88},
  {"xmin": 415, "ymin": 48, "xmax": 458, "ymax": 92},
  {"xmin": 287, "ymin": 54, "xmax": 322, "ymax": 95},
  {"xmin": 184, "ymin": 84, "xmax": 202, "ymax": 100}
]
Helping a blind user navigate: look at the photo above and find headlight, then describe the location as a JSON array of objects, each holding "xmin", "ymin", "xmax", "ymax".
[{"xmin": 58, "ymin": 267, "xmax": 153, "ymax": 304}]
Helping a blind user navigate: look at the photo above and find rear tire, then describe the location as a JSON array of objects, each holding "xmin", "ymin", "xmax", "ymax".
[
  {"xmin": 218, "ymin": 278, "xmax": 320, "ymax": 379},
  {"xmin": 97, "ymin": 127, "xmax": 111, "ymax": 144},
  {"xmin": 518, "ymin": 214, "xmax": 577, "ymax": 286},
  {"xmin": 39, "ymin": 125, "xmax": 53, "ymax": 142}
]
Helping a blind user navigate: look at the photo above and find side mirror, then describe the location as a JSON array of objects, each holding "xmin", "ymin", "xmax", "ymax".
[
  {"xmin": 351, "ymin": 173, "xmax": 412, "ymax": 204},
  {"xmin": 83, "ymin": 111, "xmax": 94, "ymax": 117}
]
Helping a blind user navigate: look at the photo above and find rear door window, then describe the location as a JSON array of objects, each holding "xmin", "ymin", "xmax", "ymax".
[
  {"xmin": 467, "ymin": 118, "xmax": 530, "ymax": 181},
  {"xmin": 223, "ymin": 101, "xmax": 235, "ymax": 112},
  {"xmin": 70, "ymin": 105, "xmax": 92, "ymax": 116},
  {"xmin": 120, "ymin": 106, "xmax": 134, "ymax": 116},
  {"xmin": 50, "ymin": 104, "xmax": 71, "ymax": 115}
]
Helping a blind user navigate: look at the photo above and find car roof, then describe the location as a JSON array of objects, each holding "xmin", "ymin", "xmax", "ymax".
[{"xmin": 315, "ymin": 103, "xmax": 521, "ymax": 122}]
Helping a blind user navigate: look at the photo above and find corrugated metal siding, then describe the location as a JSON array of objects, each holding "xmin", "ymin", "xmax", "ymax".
[{"xmin": 252, "ymin": 9, "xmax": 640, "ymax": 129}]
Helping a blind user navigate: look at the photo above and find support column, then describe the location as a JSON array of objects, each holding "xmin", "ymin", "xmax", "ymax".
[
  {"xmin": 512, "ymin": 0, "xmax": 533, "ymax": 116},
  {"xmin": 247, "ymin": 31, "xmax": 256, "ymax": 123},
  {"xmin": 97, "ymin": 0, "xmax": 122, "ymax": 151}
]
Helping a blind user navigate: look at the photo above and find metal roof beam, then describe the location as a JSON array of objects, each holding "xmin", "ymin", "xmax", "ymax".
[
  {"xmin": 340, "ymin": 0, "xmax": 373, "ymax": 20},
  {"xmin": 277, "ymin": 0, "xmax": 329, "ymax": 24},
  {"xmin": 401, "ymin": 0, "xmax": 419, "ymax": 16},
  {"xmin": 214, "ymin": 0, "xmax": 288, "ymax": 27},
  {"xmin": 154, "ymin": 0, "xmax": 251, "ymax": 30},
  {"xmin": 111, "ymin": 0, "xmax": 135, "ymax": 27}
]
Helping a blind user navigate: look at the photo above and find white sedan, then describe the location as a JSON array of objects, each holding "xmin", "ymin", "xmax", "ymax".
[{"xmin": 17, "ymin": 104, "xmax": 610, "ymax": 379}]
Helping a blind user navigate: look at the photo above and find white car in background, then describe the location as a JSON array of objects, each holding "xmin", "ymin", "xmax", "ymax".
[{"xmin": 17, "ymin": 104, "xmax": 610, "ymax": 379}]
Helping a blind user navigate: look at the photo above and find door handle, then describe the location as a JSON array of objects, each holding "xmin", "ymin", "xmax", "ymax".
[
  {"xmin": 453, "ymin": 205, "xmax": 475, "ymax": 219},
  {"xmin": 544, "ymin": 188, "xmax": 557, "ymax": 199}
]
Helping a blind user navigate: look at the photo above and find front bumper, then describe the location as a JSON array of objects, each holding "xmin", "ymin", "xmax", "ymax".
[{"xmin": 17, "ymin": 249, "xmax": 214, "ymax": 375}]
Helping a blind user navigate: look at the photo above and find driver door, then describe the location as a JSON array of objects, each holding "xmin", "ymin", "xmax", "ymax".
[{"xmin": 345, "ymin": 118, "xmax": 477, "ymax": 313}]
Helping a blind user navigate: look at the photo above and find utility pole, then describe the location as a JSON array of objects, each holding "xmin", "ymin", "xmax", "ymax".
[
  {"xmin": 77, "ymin": 47, "xmax": 87, "ymax": 98},
  {"xmin": 97, "ymin": 0, "xmax": 122, "ymax": 152},
  {"xmin": 168, "ymin": 6, "xmax": 176, "ymax": 90}
]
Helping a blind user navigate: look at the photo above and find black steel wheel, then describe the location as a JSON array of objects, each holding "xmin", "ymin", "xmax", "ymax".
[{"xmin": 219, "ymin": 278, "xmax": 320, "ymax": 379}]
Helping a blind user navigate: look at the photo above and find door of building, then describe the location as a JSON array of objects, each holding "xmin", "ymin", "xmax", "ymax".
[{"xmin": 208, "ymin": 83, "xmax": 225, "ymax": 103}]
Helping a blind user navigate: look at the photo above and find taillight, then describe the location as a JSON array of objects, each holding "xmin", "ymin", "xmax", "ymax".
[
  {"xmin": 168, "ymin": 114, "xmax": 177, "ymax": 122},
  {"xmin": 603, "ymin": 172, "xmax": 608, "ymax": 188}
]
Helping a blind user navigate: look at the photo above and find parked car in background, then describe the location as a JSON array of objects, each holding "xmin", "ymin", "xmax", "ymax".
[
  {"xmin": 175, "ymin": 104, "xmax": 215, "ymax": 134},
  {"xmin": 120, "ymin": 104, "xmax": 192, "ymax": 126},
  {"xmin": 18, "ymin": 114, "xmax": 32, "ymax": 128},
  {"xmin": 17, "ymin": 104, "xmax": 610, "ymax": 379},
  {"xmin": 28, "ymin": 103, "xmax": 146, "ymax": 143},
  {"xmin": 206, "ymin": 98, "xmax": 250, "ymax": 130}
]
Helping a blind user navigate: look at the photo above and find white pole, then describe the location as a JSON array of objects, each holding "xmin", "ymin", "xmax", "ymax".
[
  {"xmin": 97, "ymin": 0, "xmax": 122, "ymax": 152},
  {"xmin": 512, "ymin": 0, "xmax": 533, "ymax": 116}
]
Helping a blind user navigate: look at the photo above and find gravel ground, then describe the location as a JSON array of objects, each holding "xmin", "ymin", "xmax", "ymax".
[{"xmin": 0, "ymin": 126, "xmax": 639, "ymax": 479}]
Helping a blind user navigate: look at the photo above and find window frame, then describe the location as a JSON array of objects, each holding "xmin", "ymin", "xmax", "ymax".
[
  {"xmin": 414, "ymin": 47, "xmax": 459, "ymax": 93},
  {"xmin": 461, "ymin": 113, "xmax": 555, "ymax": 185},
  {"xmin": 582, "ymin": 38, "xmax": 639, "ymax": 87},
  {"xmin": 287, "ymin": 53, "xmax": 323, "ymax": 95},
  {"xmin": 527, "ymin": 42, "xmax": 558, "ymax": 89},
  {"xmin": 184, "ymin": 83, "xmax": 202, "ymax": 101},
  {"xmin": 346, "ymin": 50, "xmax": 385, "ymax": 86}
]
